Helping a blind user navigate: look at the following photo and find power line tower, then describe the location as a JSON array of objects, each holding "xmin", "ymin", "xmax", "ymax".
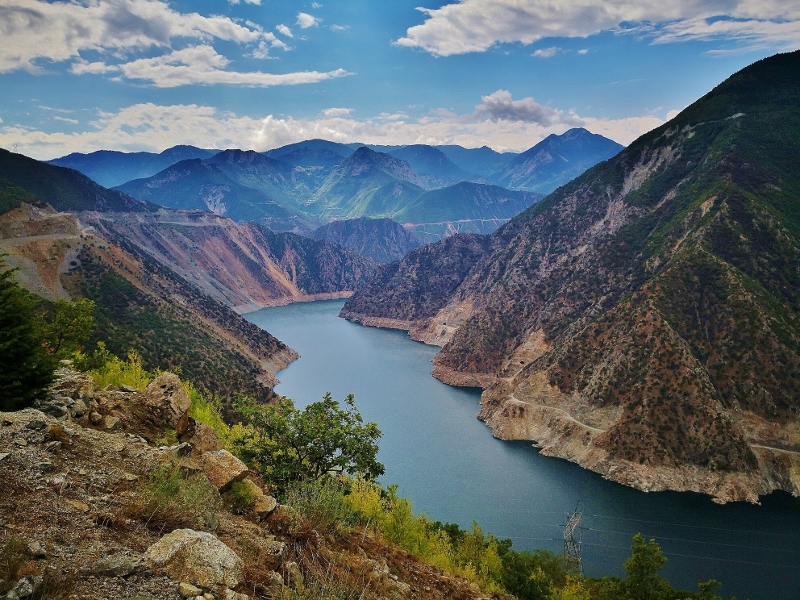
[{"xmin": 563, "ymin": 501, "xmax": 583, "ymax": 575}]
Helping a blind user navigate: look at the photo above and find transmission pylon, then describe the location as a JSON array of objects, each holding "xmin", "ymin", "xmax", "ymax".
[{"xmin": 563, "ymin": 501, "xmax": 583, "ymax": 575}]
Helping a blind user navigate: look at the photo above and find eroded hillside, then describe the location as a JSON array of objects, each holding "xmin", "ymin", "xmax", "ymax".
[{"xmin": 341, "ymin": 51, "xmax": 800, "ymax": 503}]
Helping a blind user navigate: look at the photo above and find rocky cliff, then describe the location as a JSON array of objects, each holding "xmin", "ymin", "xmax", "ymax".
[
  {"xmin": 342, "ymin": 51, "xmax": 800, "ymax": 503},
  {"xmin": 311, "ymin": 217, "xmax": 422, "ymax": 263},
  {"xmin": 0, "ymin": 204, "xmax": 297, "ymax": 401}
]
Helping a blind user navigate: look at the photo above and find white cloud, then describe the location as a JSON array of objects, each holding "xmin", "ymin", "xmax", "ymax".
[
  {"xmin": 311, "ymin": 3, "xmax": 323, "ymax": 8},
  {"xmin": 296, "ymin": 12, "xmax": 319, "ymax": 29},
  {"xmin": 2, "ymin": 96, "xmax": 669, "ymax": 161},
  {"xmin": 331, "ymin": 24, "xmax": 350, "ymax": 32},
  {"xmin": 473, "ymin": 90, "xmax": 579, "ymax": 126},
  {"xmin": 322, "ymin": 107, "xmax": 353, "ymax": 117},
  {"xmin": 577, "ymin": 48, "xmax": 589, "ymax": 55},
  {"xmin": 276, "ymin": 24, "xmax": 293, "ymax": 38},
  {"xmin": 229, "ymin": 0, "xmax": 261, "ymax": 4},
  {"xmin": 395, "ymin": 0, "xmax": 800, "ymax": 56},
  {"xmin": 71, "ymin": 59, "xmax": 122, "ymax": 75},
  {"xmin": 104, "ymin": 45, "xmax": 351, "ymax": 88},
  {"xmin": 52, "ymin": 116, "xmax": 79, "ymax": 124},
  {"xmin": 532, "ymin": 46, "xmax": 560, "ymax": 58},
  {"xmin": 0, "ymin": 0, "xmax": 272, "ymax": 73}
]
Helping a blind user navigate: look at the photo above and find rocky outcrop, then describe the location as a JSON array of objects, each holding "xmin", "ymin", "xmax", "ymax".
[
  {"xmin": 310, "ymin": 217, "xmax": 422, "ymax": 263},
  {"xmin": 144, "ymin": 529, "xmax": 243, "ymax": 590},
  {"xmin": 144, "ymin": 373, "xmax": 192, "ymax": 428},
  {"xmin": 199, "ymin": 450, "xmax": 249, "ymax": 492}
]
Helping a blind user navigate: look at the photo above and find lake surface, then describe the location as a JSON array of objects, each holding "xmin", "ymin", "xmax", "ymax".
[{"xmin": 246, "ymin": 300, "xmax": 800, "ymax": 600}]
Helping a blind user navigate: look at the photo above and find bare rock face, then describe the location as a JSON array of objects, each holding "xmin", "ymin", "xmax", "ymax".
[
  {"xmin": 144, "ymin": 528, "xmax": 243, "ymax": 589},
  {"xmin": 176, "ymin": 412, "xmax": 224, "ymax": 455},
  {"xmin": 200, "ymin": 449, "xmax": 249, "ymax": 492},
  {"xmin": 143, "ymin": 373, "xmax": 192, "ymax": 428}
]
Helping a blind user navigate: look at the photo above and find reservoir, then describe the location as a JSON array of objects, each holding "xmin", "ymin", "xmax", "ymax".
[{"xmin": 246, "ymin": 299, "xmax": 800, "ymax": 600}]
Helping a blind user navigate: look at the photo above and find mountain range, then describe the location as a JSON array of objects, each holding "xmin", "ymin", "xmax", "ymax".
[
  {"xmin": 51, "ymin": 129, "xmax": 622, "ymax": 242},
  {"xmin": 341, "ymin": 50, "xmax": 800, "ymax": 503}
]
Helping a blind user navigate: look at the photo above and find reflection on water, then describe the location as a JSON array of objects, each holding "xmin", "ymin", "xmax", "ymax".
[{"xmin": 246, "ymin": 299, "xmax": 800, "ymax": 600}]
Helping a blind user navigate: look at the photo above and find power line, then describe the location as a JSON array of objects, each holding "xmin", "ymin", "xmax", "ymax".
[
  {"xmin": 584, "ymin": 526, "xmax": 797, "ymax": 554},
  {"xmin": 583, "ymin": 512, "xmax": 800, "ymax": 538},
  {"xmin": 580, "ymin": 541, "xmax": 800, "ymax": 570}
]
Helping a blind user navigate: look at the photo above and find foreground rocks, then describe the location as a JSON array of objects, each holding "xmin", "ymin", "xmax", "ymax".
[{"xmin": 0, "ymin": 368, "xmax": 499, "ymax": 599}]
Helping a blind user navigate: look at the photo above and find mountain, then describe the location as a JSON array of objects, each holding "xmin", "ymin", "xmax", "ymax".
[
  {"xmin": 309, "ymin": 147, "xmax": 431, "ymax": 219},
  {"xmin": 436, "ymin": 145, "xmax": 516, "ymax": 177},
  {"xmin": 47, "ymin": 145, "xmax": 219, "ymax": 188},
  {"xmin": 265, "ymin": 138, "xmax": 360, "ymax": 160},
  {"xmin": 113, "ymin": 157, "xmax": 313, "ymax": 232},
  {"xmin": 489, "ymin": 128, "xmax": 623, "ymax": 193},
  {"xmin": 388, "ymin": 145, "xmax": 474, "ymax": 185},
  {"xmin": 341, "ymin": 51, "xmax": 800, "ymax": 503},
  {"xmin": 91, "ymin": 210, "xmax": 377, "ymax": 313},
  {"xmin": 311, "ymin": 217, "xmax": 422, "ymax": 263},
  {"xmin": 0, "ymin": 204, "xmax": 294, "ymax": 400},
  {"xmin": 0, "ymin": 148, "xmax": 154, "ymax": 213},
  {"xmin": 398, "ymin": 182, "xmax": 541, "ymax": 240}
]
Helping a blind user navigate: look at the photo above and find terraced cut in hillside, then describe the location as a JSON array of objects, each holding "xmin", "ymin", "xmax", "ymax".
[{"xmin": 342, "ymin": 51, "xmax": 800, "ymax": 503}]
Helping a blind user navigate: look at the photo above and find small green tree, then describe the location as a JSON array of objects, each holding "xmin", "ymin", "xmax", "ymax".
[
  {"xmin": 43, "ymin": 297, "xmax": 95, "ymax": 357},
  {"xmin": 623, "ymin": 533, "xmax": 670, "ymax": 600},
  {"xmin": 0, "ymin": 263, "xmax": 56, "ymax": 410},
  {"xmin": 234, "ymin": 393, "xmax": 384, "ymax": 493}
]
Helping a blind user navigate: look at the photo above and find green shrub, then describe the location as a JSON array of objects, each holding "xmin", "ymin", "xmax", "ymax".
[
  {"xmin": 87, "ymin": 349, "xmax": 152, "ymax": 390},
  {"xmin": 127, "ymin": 462, "xmax": 221, "ymax": 531},
  {"xmin": 282, "ymin": 476, "xmax": 362, "ymax": 538}
]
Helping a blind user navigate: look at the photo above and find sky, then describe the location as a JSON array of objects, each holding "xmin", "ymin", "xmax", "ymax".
[{"xmin": 0, "ymin": 0, "xmax": 798, "ymax": 161}]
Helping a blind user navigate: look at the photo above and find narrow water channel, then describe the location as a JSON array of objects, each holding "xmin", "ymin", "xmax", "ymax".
[{"xmin": 246, "ymin": 299, "xmax": 800, "ymax": 600}]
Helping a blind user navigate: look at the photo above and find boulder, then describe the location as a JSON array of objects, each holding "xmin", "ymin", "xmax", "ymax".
[
  {"xmin": 5, "ymin": 575, "xmax": 43, "ymax": 600},
  {"xmin": 143, "ymin": 373, "xmax": 191, "ymax": 428},
  {"xmin": 91, "ymin": 553, "xmax": 144, "ymax": 577},
  {"xmin": 238, "ymin": 478, "xmax": 278, "ymax": 519},
  {"xmin": 144, "ymin": 529, "xmax": 243, "ymax": 589},
  {"xmin": 177, "ymin": 413, "xmax": 223, "ymax": 454},
  {"xmin": 200, "ymin": 450, "xmax": 249, "ymax": 492},
  {"xmin": 178, "ymin": 582, "xmax": 203, "ymax": 598}
]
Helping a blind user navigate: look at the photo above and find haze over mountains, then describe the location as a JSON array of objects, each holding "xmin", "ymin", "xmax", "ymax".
[
  {"xmin": 342, "ymin": 51, "xmax": 800, "ymax": 503},
  {"xmin": 51, "ymin": 128, "xmax": 622, "ymax": 242}
]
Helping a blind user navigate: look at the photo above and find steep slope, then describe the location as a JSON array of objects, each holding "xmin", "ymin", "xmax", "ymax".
[
  {"xmin": 436, "ymin": 145, "xmax": 516, "ymax": 177},
  {"xmin": 0, "ymin": 204, "xmax": 295, "ymax": 401},
  {"xmin": 114, "ymin": 158, "xmax": 310, "ymax": 232},
  {"xmin": 89, "ymin": 210, "xmax": 378, "ymax": 313},
  {"xmin": 47, "ymin": 145, "xmax": 219, "ymax": 188},
  {"xmin": 388, "ymin": 145, "xmax": 474, "ymax": 185},
  {"xmin": 490, "ymin": 128, "xmax": 623, "ymax": 194},
  {"xmin": 0, "ymin": 148, "xmax": 154, "ymax": 213},
  {"xmin": 310, "ymin": 147, "xmax": 431, "ymax": 220},
  {"xmin": 310, "ymin": 217, "xmax": 422, "ymax": 263},
  {"xmin": 398, "ymin": 182, "xmax": 541, "ymax": 240},
  {"xmin": 342, "ymin": 51, "xmax": 800, "ymax": 502}
]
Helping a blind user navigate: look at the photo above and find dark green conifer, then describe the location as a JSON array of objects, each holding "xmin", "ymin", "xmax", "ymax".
[{"xmin": 0, "ymin": 262, "xmax": 56, "ymax": 410}]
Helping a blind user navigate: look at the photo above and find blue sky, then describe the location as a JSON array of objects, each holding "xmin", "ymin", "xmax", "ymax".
[{"xmin": 1, "ymin": 0, "xmax": 798, "ymax": 160}]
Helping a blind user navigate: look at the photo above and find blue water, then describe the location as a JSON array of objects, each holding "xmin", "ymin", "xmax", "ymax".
[{"xmin": 246, "ymin": 300, "xmax": 800, "ymax": 600}]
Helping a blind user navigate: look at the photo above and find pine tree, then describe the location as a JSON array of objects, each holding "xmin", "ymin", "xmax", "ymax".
[{"xmin": 0, "ymin": 262, "xmax": 56, "ymax": 410}]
